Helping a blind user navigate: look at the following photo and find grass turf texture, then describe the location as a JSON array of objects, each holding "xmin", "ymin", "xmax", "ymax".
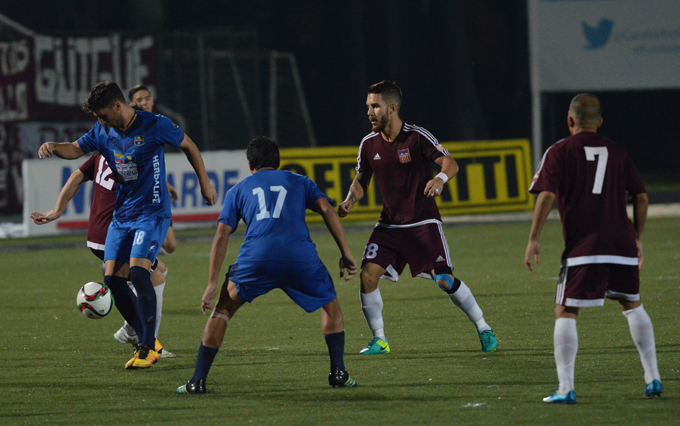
[{"xmin": 1, "ymin": 218, "xmax": 678, "ymax": 425}]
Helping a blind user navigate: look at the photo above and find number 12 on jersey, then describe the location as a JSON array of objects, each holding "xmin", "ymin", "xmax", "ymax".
[
  {"xmin": 584, "ymin": 146, "xmax": 608, "ymax": 194},
  {"xmin": 253, "ymin": 186, "xmax": 288, "ymax": 221}
]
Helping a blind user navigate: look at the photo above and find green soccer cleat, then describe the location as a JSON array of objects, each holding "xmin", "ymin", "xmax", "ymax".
[
  {"xmin": 359, "ymin": 337, "xmax": 390, "ymax": 355},
  {"xmin": 478, "ymin": 329, "xmax": 498, "ymax": 352},
  {"xmin": 329, "ymin": 367, "xmax": 358, "ymax": 388},
  {"xmin": 644, "ymin": 379, "xmax": 663, "ymax": 397},
  {"xmin": 542, "ymin": 390, "xmax": 576, "ymax": 404},
  {"xmin": 176, "ymin": 379, "xmax": 207, "ymax": 394}
]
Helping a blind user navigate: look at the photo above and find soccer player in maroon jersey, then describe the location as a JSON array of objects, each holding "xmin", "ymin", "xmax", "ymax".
[
  {"xmin": 525, "ymin": 93, "xmax": 662, "ymax": 403},
  {"xmin": 339, "ymin": 80, "xmax": 497, "ymax": 355},
  {"xmin": 30, "ymin": 151, "xmax": 176, "ymax": 358}
]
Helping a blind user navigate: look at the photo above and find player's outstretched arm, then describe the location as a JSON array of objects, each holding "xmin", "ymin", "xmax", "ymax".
[
  {"xmin": 179, "ymin": 135, "xmax": 217, "ymax": 206},
  {"xmin": 425, "ymin": 156, "xmax": 459, "ymax": 197},
  {"xmin": 338, "ymin": 171, "xmax": 371, "ymax": 218},
  {"xmin": 525, "ymin": 190, "xmax": 556, "ymax": 272},
  {"xmin": 633, "ymin": 192, "xmax": 649, "ymax": 270},
  {"xmin": 316, "ymin": 197, "xmax": 357, "ymax": 281},
  {"xmin": 38, "ymin": 141, "xmax": 85, "ymax": 160},
  {"xmin": 30, "ymin": 169, "xmax": 88, "ymax": 225},
  {"xmin": 203, "ymin": 222, "xmax": 232, "ymax": 314}
]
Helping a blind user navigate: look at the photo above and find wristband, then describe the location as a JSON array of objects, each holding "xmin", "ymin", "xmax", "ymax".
[{"xmin": 435, "ymin": 172, "xmax": 449, "ymax": 184}]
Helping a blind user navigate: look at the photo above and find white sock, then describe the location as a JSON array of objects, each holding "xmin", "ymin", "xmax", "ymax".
[
  {"xmin": 154, "ymin": 282, "xmax": 165, "ymax": 339},
  {"xmin": 622, "ymin": 305, "xmax": 660, "ymax": 384},
  {"xmin": 361, "ymin": 288, "xmax": 385, "ymax": 340},
  {"xmin": 554, "ymin": 318, "xmax": 578, "ymax": 394},
  {"xmin": 448, "ymin": 282, "xmax": 490, "ymax": 332}
]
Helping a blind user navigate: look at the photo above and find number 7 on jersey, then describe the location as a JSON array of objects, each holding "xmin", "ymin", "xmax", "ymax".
[{"xmin": 584, "ymin": 146, "xmax": 608, "ymax": 194}]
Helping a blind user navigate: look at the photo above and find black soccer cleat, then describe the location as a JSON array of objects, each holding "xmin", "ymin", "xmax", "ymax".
[
  {"xmin": 176, "ymin": 379, "xmax": 207, "ymax": 394},
  {"xmin": 329, "ymin": 367, "xmax": 358, "ymax": 388}
]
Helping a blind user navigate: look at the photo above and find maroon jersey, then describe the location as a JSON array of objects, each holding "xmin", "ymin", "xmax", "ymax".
[
  {"xmin": 530, "ymin": 132, "xmax": 645, "ymax": 265},
  {"xmin": 79, "ymin": 154, "xmax": 117, "ymax": 249},
  {"xmin": 356, "ymin": 123, "xmax": 449, "ymax": 225}
]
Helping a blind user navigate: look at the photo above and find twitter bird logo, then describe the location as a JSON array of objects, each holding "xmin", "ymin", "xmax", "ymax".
[{"xmin": 583, "ymin": 18, "xmax": 613, "ymax": 50}]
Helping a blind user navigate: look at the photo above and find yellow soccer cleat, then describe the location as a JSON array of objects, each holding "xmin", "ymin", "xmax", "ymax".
[
  {"xmin": 125, "ymin": 346, "xmax": 140, "ymax": 369},
  {"xmin": 126, "ymin": 346, "xmax": 159, "ymax": 369}
]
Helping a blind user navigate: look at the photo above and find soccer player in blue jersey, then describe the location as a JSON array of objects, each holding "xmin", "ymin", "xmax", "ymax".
[
  {"xmin": 176, "ymin": 137, "xmax": 358, "ymax": 394},
  {"xmin": 38, "ymin": 81, "xmax": 217, "ymax": 369}
]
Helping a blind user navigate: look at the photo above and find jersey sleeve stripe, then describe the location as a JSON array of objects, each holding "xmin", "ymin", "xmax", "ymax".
[
  {"xmin": 356, "ymin": 132, "xmax": 377, "ymax": 173},
  {"xmin": 403, "ymin": 123, "xmax": 450, "ymax": 156},
  {"xmin": 404, "ymin": 123, "xmax": 438, "ymax": 143},
  {"xmin": 528, "ymin": 140, "xmax": 564, "ymax": 192}
]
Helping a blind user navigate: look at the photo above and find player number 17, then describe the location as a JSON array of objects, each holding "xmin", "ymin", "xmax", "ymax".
[
  {"xmin": 584, "ymin": 146, "xmax": 608, "ymax": 194},
  {"xmin": 253, "ymin": 186, "xmax": 288, "ymax": 221}
]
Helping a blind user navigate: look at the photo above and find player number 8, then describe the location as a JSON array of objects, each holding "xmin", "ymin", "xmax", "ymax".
[{"xmin": 364, "ymin": 243, "xmax": 379, "ymax": 259}]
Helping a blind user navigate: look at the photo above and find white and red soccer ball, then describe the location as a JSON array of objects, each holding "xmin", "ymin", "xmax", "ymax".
[{"xmin": 76, "ymin": 282, "xmax": 113, "ymax": 319}]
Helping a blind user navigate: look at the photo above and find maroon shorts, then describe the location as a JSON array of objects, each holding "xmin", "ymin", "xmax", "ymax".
[
  {"xmin": 361, "ymin": 221, "xmax": 452, "ymax": 281},
  {"xmin": 555, "ymin": 261, "xmax": 640, "ymax": 307}
]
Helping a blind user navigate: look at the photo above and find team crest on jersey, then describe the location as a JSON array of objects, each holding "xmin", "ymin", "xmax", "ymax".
[
  {"xmin": 398, "ymin": 148, "xmax": 411, "ymax": 163},
  {"xmin": 113, "ymin": 151, "xmax": 138, "ymax": 181},
  {"xmin": 134, "ymin": 135, "xmax": 144, "ymax": 146}
]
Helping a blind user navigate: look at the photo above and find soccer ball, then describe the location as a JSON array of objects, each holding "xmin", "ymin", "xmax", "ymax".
[{"xmin": 76, "ymin": 282, "xmax": 113, "ymax": 319}]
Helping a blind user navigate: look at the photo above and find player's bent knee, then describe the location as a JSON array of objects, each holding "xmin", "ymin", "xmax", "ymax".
[
  {"xmin": 360, "ymin": 269, "xmax": 380, "ymax": 292},
  {"xmin": 162, "ymin": 240, "xmax": 177, "ymax": 253},
  {"xmin": 431, "ymin": 267, "xmax": 460, "ymax": 294},
  {"xmin": 619, "ymin": 299, "xmax": 641, "ymax": 311}
]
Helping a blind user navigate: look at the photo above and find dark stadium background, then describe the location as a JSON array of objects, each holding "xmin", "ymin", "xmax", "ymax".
[{"xmin": 1, "ymin": 0, "xmax": 678, "ymax": 191}]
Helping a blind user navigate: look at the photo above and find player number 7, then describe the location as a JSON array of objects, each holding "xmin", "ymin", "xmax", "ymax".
[
  {"xmin": 253, "ymin": 186, "xmax": 288, "ymax": 221},
  {"xmin": 584, "ymin": 146, "xmax": 608, "ymax": 194}
]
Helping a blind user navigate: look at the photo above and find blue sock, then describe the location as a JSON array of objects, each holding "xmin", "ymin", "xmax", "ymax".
[
  {"xmin": 129, "ymin": 266, "xmax": 156, "ymax": 348},
  {"xmin": 191, "ymin": 343, "xmax": 219, "ymax": 383},
  {"xmin": 324, "ymin": 331, "xmax": 346, "ymax": 371},
  {"xmin": 104, "ymin": 275, "xmax": 142, "ymax": 335}
]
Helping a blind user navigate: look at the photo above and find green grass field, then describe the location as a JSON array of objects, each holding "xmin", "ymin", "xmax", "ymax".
[{"xmin": 1, "ymin": 217, "xmax": 678, "ymax": 425}]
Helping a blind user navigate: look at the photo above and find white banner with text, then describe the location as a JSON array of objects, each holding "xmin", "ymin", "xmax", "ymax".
[{"xmin": 532, "ymin": 0, "xmax": 680, "ymax": 91}]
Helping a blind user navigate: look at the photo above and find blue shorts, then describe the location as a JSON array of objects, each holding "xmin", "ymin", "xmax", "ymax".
[
  {"xmin": 104, "ymin": 216, "xmax": 171, "ymax": 264},
  {"xmin": 228, "ymin": 260, "xmax": 337, "ymax": 313}
]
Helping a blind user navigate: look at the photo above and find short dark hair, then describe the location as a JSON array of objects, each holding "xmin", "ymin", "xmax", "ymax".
[
  {"xmin": 569, "ymin": 93, "xmax": 602, "ymax": 128},
  {"xmin": 247, "ymin": 137, "xmax": 280, "ymax": 170},
  {"xmin": 82, "ymin": 81, "xmax": 127, "ymax": 113},
  {"xmin": 368, "ymin": 80, "xmax": 403, "ymax": 108},
  {"xmin": 129, "ymin": 85, "xmax": 151, "ymax": 102}
]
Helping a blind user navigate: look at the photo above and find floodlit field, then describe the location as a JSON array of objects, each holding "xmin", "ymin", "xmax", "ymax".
[{"xmin": 1, "ymin": 218, "xmax": 678, "ymax": 425}]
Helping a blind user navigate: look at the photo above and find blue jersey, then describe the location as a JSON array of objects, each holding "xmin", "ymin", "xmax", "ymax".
[
  {"xmin": 78, "ymin": 111, "xmax": 184, "ymax": 222},
  {"xmin": 219, "ymin": 169, "xmax": 331, "ymax": 263}
]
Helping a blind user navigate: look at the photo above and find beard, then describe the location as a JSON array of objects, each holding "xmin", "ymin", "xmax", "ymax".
[{"xmin": 371, "ymin": 114, "xmax": 388, "ymax": 133}]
